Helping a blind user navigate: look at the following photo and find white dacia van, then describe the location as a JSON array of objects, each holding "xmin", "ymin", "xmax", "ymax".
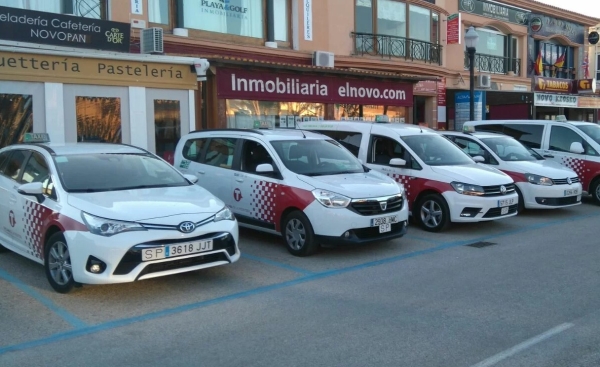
[
  {"xmin": 464, "ymin": 116, "xmax": 600, "ymax": 204},
  {"xmin": 298, "ymin": 119, "xmax": 518, "ymax": 232}
]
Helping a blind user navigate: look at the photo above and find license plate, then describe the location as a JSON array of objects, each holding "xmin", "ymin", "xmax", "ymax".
[
  {"xmin": 498, "ymin": 198, "xmax": 516, "ymax": 207},
  {"xmin": 564, "ymin": 188, "xmax": 579, "ymax": 196},
  {"xmin": 379, "ymin": 223, "xmax": 391, "ymax": 233},
  {"xmin": 501, "ymin": 207, "xmax": 509, "ymax": 215},
  {"xmin": 142, "ymin": 240, "xmax": 214, "ymax": 261},
  {"xmin": 371, "ymin": 215, "xmax": 398, "ymax": 227}
]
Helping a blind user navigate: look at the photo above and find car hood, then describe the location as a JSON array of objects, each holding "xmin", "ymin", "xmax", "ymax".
[
  {"xmin": 430, "ymin": 164, "xmax": 513, "ymax": 185},
  {"xmin": 67, "ymin": 185, "xmax": 225, "ymax": 224},
  {"xmin": 297, "ymin": 171, "xmax": 401, "ymax": 198},
  {"xmin": 503, "ymin": 160, "xmax": 578, "ymax": 178}
]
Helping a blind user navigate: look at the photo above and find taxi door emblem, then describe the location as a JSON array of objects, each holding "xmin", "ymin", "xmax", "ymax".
[{"xmin": 8, "ymin": 210, "xmax": 16, "ymax": 227}]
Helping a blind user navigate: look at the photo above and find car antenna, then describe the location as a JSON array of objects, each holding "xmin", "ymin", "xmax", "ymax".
[{"xmin": 300, "ymin": 129, "xmax": 307, "ymax": 139}]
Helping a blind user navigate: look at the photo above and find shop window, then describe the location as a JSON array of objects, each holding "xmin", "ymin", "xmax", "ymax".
[
  {"xmin": 334, "ymin": 104, "xmax": 407, "ymax": 122},
  {"xmin": 154, "ymin": 99, "xmax": 181, "ymax": 165},
  {"xmin": 149, "ymin": 0, "xmax": 170, "ymax": 24},
  {"xmin": 205, "ymin": 138, "xmax": 236, "ymax": 169},
  {"xmin": 181, "ymin": 0, "xmax": 263, "ymax": 38},
  {"xmin": 0, "ymin": 94, "xmax": 33, "ymax": 149},
  {"xmin": 0, "ymin": 0, "xmax": 106, "ymax": 19},
  {"xmin": 226, "ymin": 100, "xmax": 324, "ymax": 129},
  {"xmin": 75, "ymin": 96, "xmax": 121, "ymax": 143}
]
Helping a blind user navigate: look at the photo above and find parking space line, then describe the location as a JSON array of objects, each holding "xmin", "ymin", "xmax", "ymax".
[
  {"xmin": 0, "ymin": 268, "xmax": 87, "ymax": 330},
  {"xmin": 241, "ymin": 253, "xmax": 314, "ymax": 274},
  {"xmin": 468, "ymin": 323, "xmax": 574, "ymax": 367},
  {"xmin": 403, "ymin": 234, "xmax": 444, "ymax": 245},
  {"xmin": 2, "ymin": 211, "xmax": 598, "ymax": 355}
]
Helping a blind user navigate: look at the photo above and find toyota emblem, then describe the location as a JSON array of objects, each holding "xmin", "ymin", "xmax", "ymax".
[
  {"xmin": 500, "ymin": 185, "xmax": 507, "ymax": 195},
  {"xmin": 380, "ymin": 202, "xmax": 387, "ymax": 211},
  {"xmin": 178, "ymin": 221, "xmax": 196, "ymax": 233},
  {"xmin": 567, "ymin": 177, "xmax": 572, "ymax": 185}
]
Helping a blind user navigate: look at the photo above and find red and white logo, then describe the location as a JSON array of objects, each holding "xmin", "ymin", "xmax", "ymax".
[
  {"xmin": 233, "ymin": 188, "xmax": 243, "ymax": 202},
  {"xmin": 8, "ymin": 210, "xmax": 16, "ymax": 227}
]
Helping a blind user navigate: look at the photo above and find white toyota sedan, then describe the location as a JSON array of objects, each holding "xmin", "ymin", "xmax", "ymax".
[{"xmin": 0, "ymin": 134, "xmax": 239, "ymax": 293}]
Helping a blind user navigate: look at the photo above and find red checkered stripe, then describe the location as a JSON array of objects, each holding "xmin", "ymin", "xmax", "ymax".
[
  {"xmin": 388, "ymin": 173, "xmax": 412, "ymax": 199},
  {"xmin": 22, "ymin": 201, "xmax": 53, "ymax": 260},
  {"xmin": 561, "ymin": 157, "xmax": 585, "ymax": 179},
  {"xmin": 250, "ymin": 180, "xmax": 278, "ymax": 223}
]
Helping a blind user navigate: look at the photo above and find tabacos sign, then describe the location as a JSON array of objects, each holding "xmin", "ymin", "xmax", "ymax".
[
  {"xmin": 532, "ymin": 76, "xmax": 573, "ymax": 94},
  {"xmin": 0, "ymin": 6, "xmax": 130, "ymax": 52}
]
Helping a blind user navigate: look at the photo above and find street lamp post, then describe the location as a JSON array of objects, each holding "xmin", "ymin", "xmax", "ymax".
[{"xmin": 465, "ymin": 26, "xmax": 479, "ymax": 121}]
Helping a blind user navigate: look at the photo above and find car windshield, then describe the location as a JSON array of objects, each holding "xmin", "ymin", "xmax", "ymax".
[
  {"xmin": 270, "ymin": 139, "xmax": 365, "ymax": 176},
  {"xmin": 54, "ymin": 153, "xmax": 190, "ymax": 192},
  {"xmin": 575, "ymin": 124, "xmax": 600, "ymax": 145},
  {"xmin": 402, "ymin": 134, "xmax": 474, "ymax": 166},
  {"xmin": 480, "ymin": 136, "xmax": 543, "ymax": 161}
]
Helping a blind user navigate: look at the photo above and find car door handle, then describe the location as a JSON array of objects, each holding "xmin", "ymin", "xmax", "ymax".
[
  {"xmin": 197, "ymin": 170, "xmax": 205, "ymax": 175},
  {"xmin": 543, "ymin": 154, "xmax": 554, "ymax": 158},
  {"xmin": 9, "ymin": 195, "xmax": 17, "ymax": 204},
  {"xmin": 235, "ymin": 178, "xmax": 244, "ymax": 183}
]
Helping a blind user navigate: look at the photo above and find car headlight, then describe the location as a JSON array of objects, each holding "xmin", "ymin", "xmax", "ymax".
[
  {"xmin": 525, "ymin": 174, "xmax": 553, "ymax": 186},
  {"xmin": 451, "ymin": 182, "xmax": 485, "ymax": 196},
  {"xmin": 214, "ymin": 207, "xmax": 235, "ymax": 222},
  {"xmin": 312, "ymin": 189, "xmax": 351, "ymax": 208},
  {"xmin": 81, "ymin": 212, "xmax": 146, "ymax": 237}
]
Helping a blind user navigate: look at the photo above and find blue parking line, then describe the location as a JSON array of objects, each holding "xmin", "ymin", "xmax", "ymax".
[
  {"xmin": 241, "ymin": 253, "xmax": 314, "ymax": 275},
  {"xmin": 403, "ymin": 234, "xmax": 443, "ymax": 245},
  {"xmin": 2, "ymin": 210, "xmax": 599, "ymax": 355},
  {"xmin": 0, "ymin": 268, "xmax": 87, "ymax": 330}
]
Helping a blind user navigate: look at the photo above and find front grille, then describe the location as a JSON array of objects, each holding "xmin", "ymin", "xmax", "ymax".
[
  {"xmin": 483, "ymin": 204, "xmax": 518, "ymax": 218},
  {"xmin": 482, "ymin": 183, "xmax": 516, "ymax": 197},
  {"xmin": 535, "ymin": 196, "xmax": 580, "ymax": 206},
  {"xmin": 349, "ymin": 195, "xmax": 403, "ymax": 216},
  {"xmin": 351, "ymin": 221, "xmax": 406, "ymax": 239},
  {"xmin": 113, "ymin": 232, "xmax": 236, "ymax": 275},
  {"xmin": 553, "ymin": 177, "xmax": 581, "ymax": 185},
  {"xmin": 137, "ymin": 253, "xmax": 230, "ymax": 279}
]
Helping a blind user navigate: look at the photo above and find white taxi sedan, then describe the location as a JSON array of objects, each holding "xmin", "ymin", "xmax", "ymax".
[
  {"xmin": 0, "ymin": 134, "xmax": 239, "ymax": 293},
  {"xmin": 442, "ymin": 130, "xmax": 582, "ymax": 212}
]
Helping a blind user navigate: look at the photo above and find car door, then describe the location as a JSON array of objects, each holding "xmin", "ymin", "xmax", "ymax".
[
  {"xmin": 365, "ymin": 135, "xmax": 424, "ymax": 210},
  {"xmin": 544, "ymin": 125, "xmax": 597, "ymax": 189},
  {"xmin": 231, "ymin": 138, "xmax": 283, "ymax": 231},
  {"xmin": 0, "ymin": 149, "xmax": 31, "ymax": 253}
]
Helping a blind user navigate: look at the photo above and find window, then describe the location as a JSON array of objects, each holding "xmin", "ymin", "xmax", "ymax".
[
  {"xmin": 2, "ymin": 150, "xmax": 29, "ymax": 180},
  {"xmin": 0, "ymin": 0, "xmax": 107, "ymax": 19},
  {"xmin": 315, "ymin": 131, "xmax": 363, "ymax": 157},
  {"xmin": 401, "ymin": 135, "xmax": 473, "ymax": 166},
  {"xmin": 204, "ymin": 138, "xmax": 237, "ymax": 169},
  {"xmin": 369, "ymin": 136, "xmax": 405, "ymax": 165},
  {"xmin": 409, "ymin": 5, "xmax": 430, "ymax": 42},
  {"xmin": 499, "ymin": 124, "xmax": 544, "ymax": 150},
  {"xmin": 182, "ymin": 138, "xmax": 208, "ymax": 162},
  {"xmin": 241, "ymin": 140, "xmax": 274, "ymax": 174},
  {"xmin": 0, "ymin": 93, "xmax": 33, "ymax": 149},
  {"xmin": 475, "ymin": 28, "xmax": 506, "ymax": 58},
  {"xmin": 596, "ymin": 54, "xmax": 600, "ymax": 81},
  {"xmin": 0, "ymin": 152, "xmax": 10, "ymax": 171},
  {"xmin": 449, "ymin": 136, "xmax": 498, "ymax": 164},
  {"xmin": 549, "ymin": 126, "xmax": 586, "ymax": 153},
  {"xmin": 537, "ymin": 40, "xmax": 575, "ymax": 79},
  {"xmin": 149, "ymin": 0, "xmax": 170, "ymax": 24},
  {"xmin": 21, "ymin": 152, "xmax": 49, "ymax": 184},
  {"xmin": 76, "ymin": 97, "xmax": 121, "ymax": 143},
  {"xmin": 479, "ymin": 137, "xmax": 540, "ymax": 162},
  {"xmin": 154, "ymin": 99, "xmax": 181, "ymax": 165},
  {"xmin": 273, "ymin": 0, "xmax": 288, "ymax": 41}
]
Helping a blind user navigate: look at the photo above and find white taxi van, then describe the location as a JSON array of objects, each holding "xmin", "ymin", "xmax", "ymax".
[
  {"xmin": 442, "ymin": 127, "xmax": 582, "ymax": 212},
  {"xmin": 173, "ymin": 128, "xmax": 409, "ymax": 257},
  {"xmin": 464, "ymin": 116, "xmax": 600, "ymax": 204},
  {"xmin": 298, "ymin": 118, "xmax": 518, "ymax": 232},
  {"xmin": 0, "ymin": 134, "xmax": 239, "ymax": 293}
]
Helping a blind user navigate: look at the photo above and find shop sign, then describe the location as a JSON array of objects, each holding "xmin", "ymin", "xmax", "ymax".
[
  {"xmin": 589, "ymin": 31, "xmax": 600, "ymax": 45},
  {"xmin": 575, "ymin": 79, "xmax": 597, "ymax": 94},
  {"xmin": 458, "ymin": 0, "xmax": 528, "ymax": 25},
  {"xmin": 437, "ymin": 78, "xmax": 447, "ymax": 124},
  {"xmin": 454, "ymin": 91, "xmax": 486, "ymax": 131},
  {"xmin": 216, "ymin": 68, "xmax": 414, "ymax": 107},
  {"xmin": 447, "ymin": 13, "xmax": 461, "ymax": 45},
  {"xmin": 578, "ymin": 96, "xmax": 600, "ymax": 109},
  {"xmin": 532, "ymin": 76, "xmax": 574, "ymax": 94},
  {"xmin": 303, "ymin": 0, "xmax": 312, "ymax": 41},
  {"xmin": 0, "ymin": 6, "xmax": 130, "ymax": 53},
  {"xmin": 414, "ymin": 80, "xmax": 437, "ymax": 93},
  {"xmin": 529, "ymin": 14, "xmax": 585, "ymax": 44},
  {"xmin": 0, "ymin": 51, "xmax": 197, "ymax": 90},
  {"xmin": 534, "ymin": 93, "xmax": 578, "ymax": 107}
]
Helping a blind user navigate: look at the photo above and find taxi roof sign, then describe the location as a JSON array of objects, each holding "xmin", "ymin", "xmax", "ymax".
[
  {"xmin": 463, "ymin": 125, "xmax": 476, "ymax": 133},
  {"xmin": 555, "ymin": 115, "xmax": 567, "ymax": 122},
  {"xmin": 375, "ymin": 115, "xmax": 389, "ymax": 123},
  {"xmin": 23, "ymin": 133, "xmax": 51, "ymax": 143}
]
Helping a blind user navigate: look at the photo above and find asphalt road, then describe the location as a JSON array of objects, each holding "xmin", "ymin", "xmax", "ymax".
[{"xmin": 1, "ymin": 199, "xmax": 599, "ymax": 367}]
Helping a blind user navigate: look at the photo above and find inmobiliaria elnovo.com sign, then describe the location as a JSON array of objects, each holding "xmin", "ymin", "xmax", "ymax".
[{"xmin": 216, "ymin": 68, "xmax": 414, "ymax": 107}]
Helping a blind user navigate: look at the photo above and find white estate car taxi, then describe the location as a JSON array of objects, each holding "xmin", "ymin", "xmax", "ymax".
[
  {"xmin": 442, "ymin": 129, "xmax": 582, "ymax": 212},
  {"xmin": 0, "ymin": 134, "xmax": 239, "ymax": 293},
  {"xmin": 174, "ymin": 128, "xmax": 409, "ymax": 257},
  {"xmin": 298, "ymin": 119, "xmax": 519, "ymax": 232}
]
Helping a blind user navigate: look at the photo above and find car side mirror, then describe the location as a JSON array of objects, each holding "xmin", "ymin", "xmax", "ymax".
[
  {"xmin": 389, "ymin": 158, "xmax": 407, "ymax": 167},
  {"xmin": 183, "ymin": 174, "xmax": 199, "ymax": 184},
  {"xmin": 256, "ymin": 163, "xmax": 275, "ymax": 173},
  {"xmin": 17, "ymin": 182, "xmax": 45, "ymax": 203},
  {"xmin": 472, "ymin": 155, "xmax": 485, "ymax": 163},
  {"xmin": 570, "ymin": 142, "xmax": 585, "ymax": 154}
]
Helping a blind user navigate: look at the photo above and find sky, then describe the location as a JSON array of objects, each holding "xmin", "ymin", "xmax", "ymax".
[{"xmin": 534, "ymin": 0, "xmax": 600, "ymax": 19}]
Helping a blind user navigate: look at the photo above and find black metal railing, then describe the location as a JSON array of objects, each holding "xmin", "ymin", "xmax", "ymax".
[
  {"xmin": 352, "ymin": 32, "xmax": 443, "ymax": 65},
  {"xmin": 464, "ymin": 52, "xmax": 521, "ymax": 76}
]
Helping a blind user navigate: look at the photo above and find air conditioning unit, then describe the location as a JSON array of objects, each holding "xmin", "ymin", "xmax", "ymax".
[
  {"xmin": 140, "ymin": 27, "xmax": 164, "ymax": 54},
  {"xmin": 313, "ymin": 51, "xmax": 334, "ymax": 68},
  {"xmin": 477, "ymin": 74, "xmax": 492, "ymax": 89}
]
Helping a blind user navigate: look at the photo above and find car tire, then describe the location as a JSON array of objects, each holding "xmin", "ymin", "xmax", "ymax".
[
  {"xmin": 415, "ymin": 194, "xmax": 450, "ymax": 232},
  {"xmin": 44, "ymin": 232, "xmax": 75, "ymax": 294},
  {"xmin": 590, "ymin": 177, "xmax": 600, "ymax": 206},
  {"xmin": 282, "ymin": 211, "xmax": 318, "ymax": 257},
  {"xmin": 515, "ymin": 186, "xmax": 525, "ymax": 213}
]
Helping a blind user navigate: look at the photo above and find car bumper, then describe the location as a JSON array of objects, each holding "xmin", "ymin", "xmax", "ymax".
[
  {"xmin": 65, "ymin": 220, "xmax": 240, "ymax": 285},
  {"xmin": 442, "ymin": 191, "xmax": 520, "ymax": 222},
  {"xmin": 517, "ymin": 182, "xmax": 583, "ymax": 209},
  {"xmin": 303, "ymin": 198, "xmax": 410, "ymax": 245}
]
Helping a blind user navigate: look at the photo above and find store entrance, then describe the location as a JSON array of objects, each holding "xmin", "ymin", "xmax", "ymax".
[{"xmin": 413, "ymin": 96, "xmax": 426, "ymax": 125}]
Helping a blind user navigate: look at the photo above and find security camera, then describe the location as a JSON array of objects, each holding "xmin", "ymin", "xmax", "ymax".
[{"xmin": 193, "ymin": 58, "xmax": 210, "ymax": 81}]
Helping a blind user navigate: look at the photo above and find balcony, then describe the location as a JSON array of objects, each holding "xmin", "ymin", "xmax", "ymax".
[
  {"xmin": 464, "ymin": 52, "xmax": 521, "ymax": 76},
  {"xmin": 352, "ymin": 32, "xmax": 443, "ymax": 65}
]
